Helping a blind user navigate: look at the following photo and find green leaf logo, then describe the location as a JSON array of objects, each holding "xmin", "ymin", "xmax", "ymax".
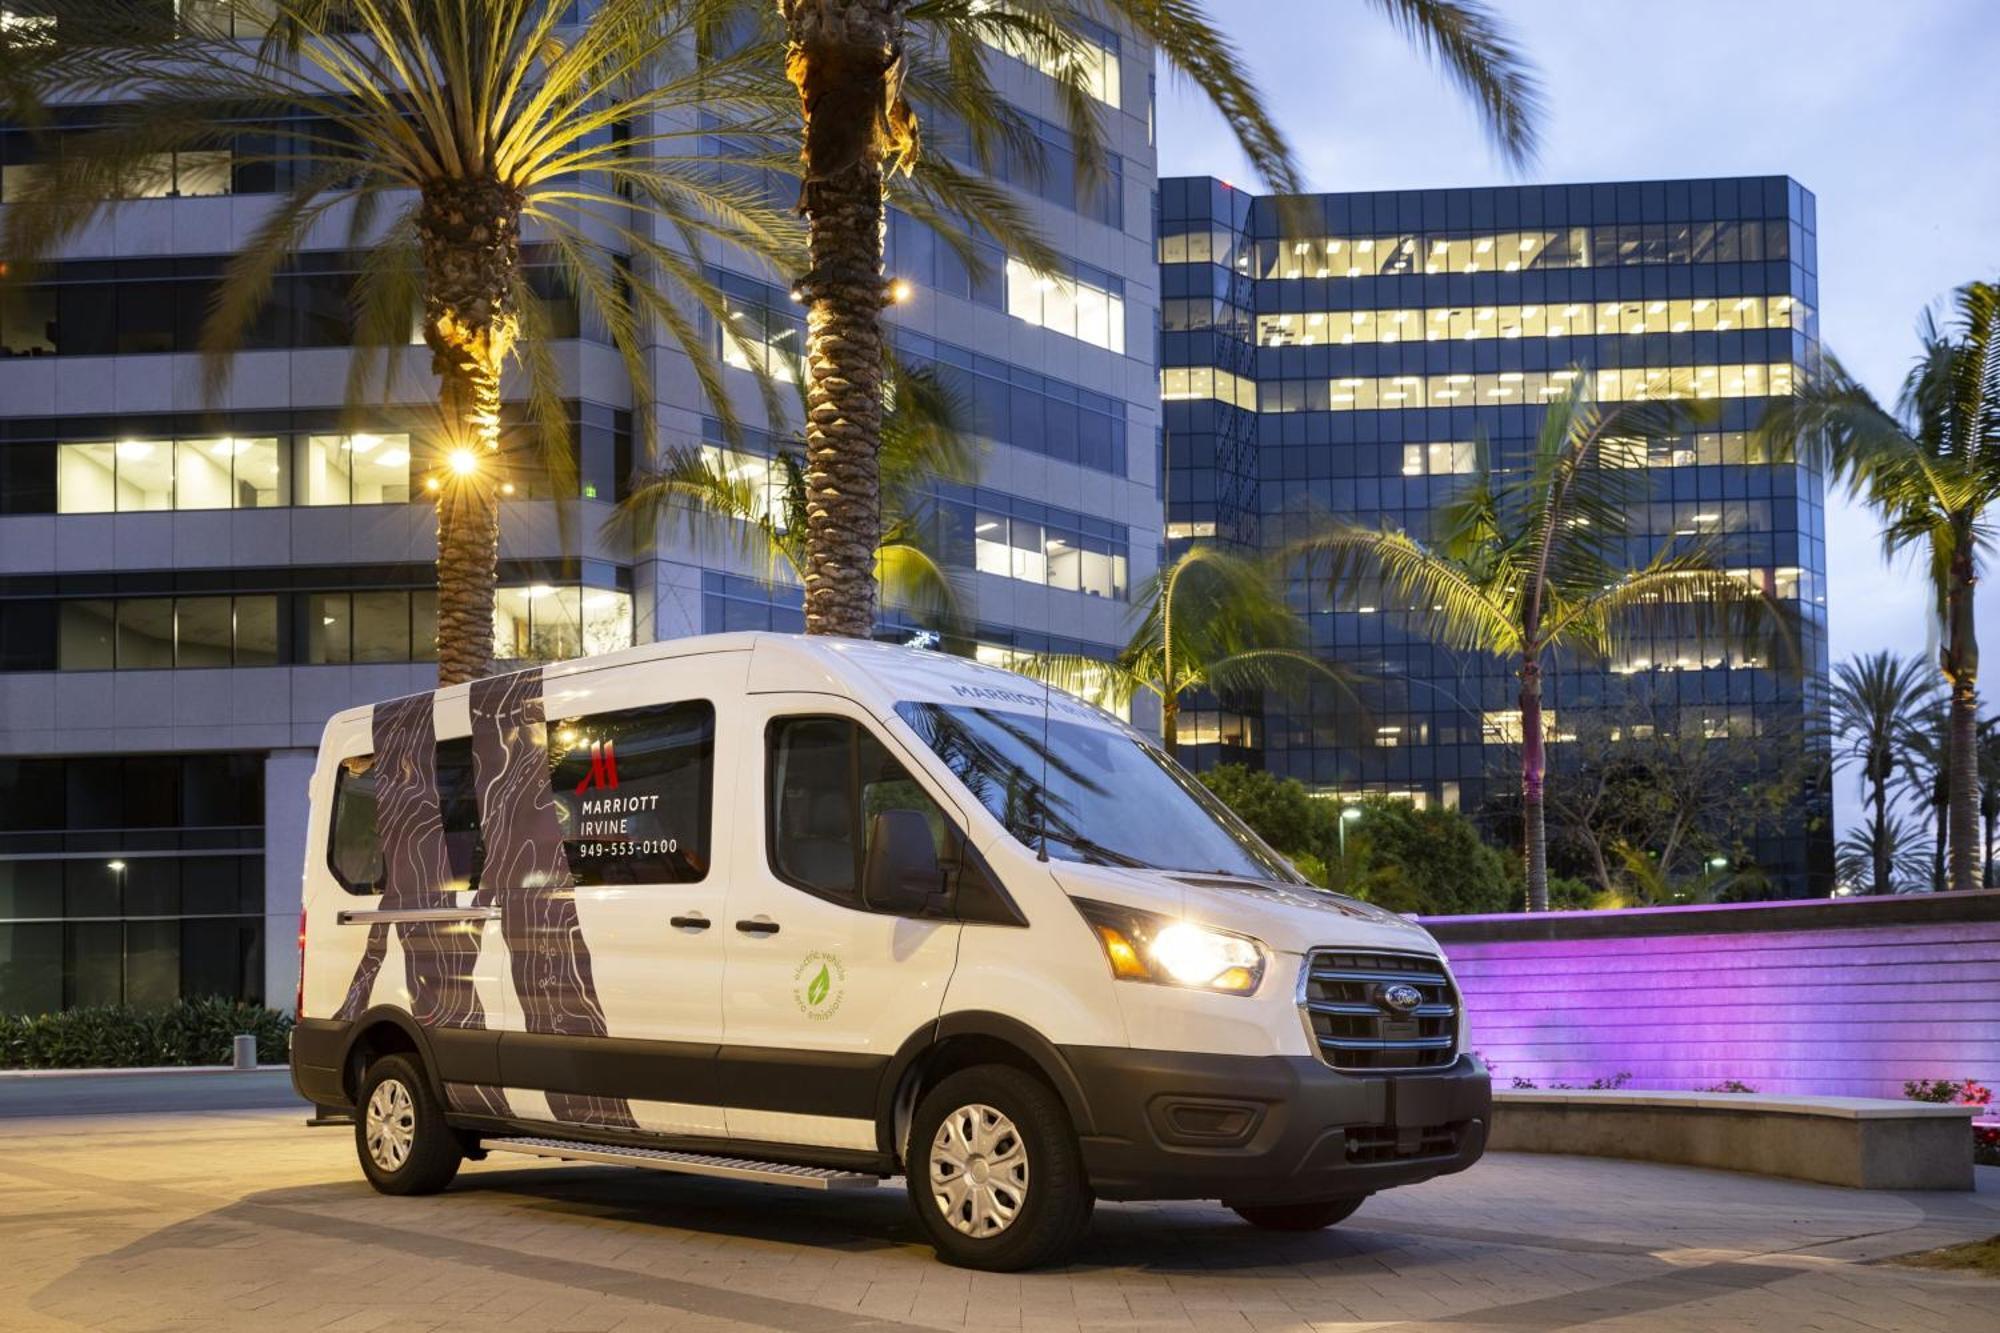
[{"xmin": 806, "ymin": 963, "xmax": 831, "ymax": 1007}]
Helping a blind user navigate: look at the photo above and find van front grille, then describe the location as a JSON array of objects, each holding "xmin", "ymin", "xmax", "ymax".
[
  {"xmin": 1344, "ymin": 1121, "xmax": 1462, "ymax": 1164},
  {"xmin": 1300, "ymin": 949, "xmax": 1458, "ymax": 1071}
]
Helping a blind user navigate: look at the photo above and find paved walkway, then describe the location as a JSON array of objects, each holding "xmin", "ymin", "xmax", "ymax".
[{"xmin": 0, "ymin": 1102, "xmax": 1995, "ymax": 1331}]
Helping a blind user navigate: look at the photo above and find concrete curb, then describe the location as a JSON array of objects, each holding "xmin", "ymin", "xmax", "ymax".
[{"xmin": 0, "ymin": 1065, "xmax": 275, "ymax": 1080}]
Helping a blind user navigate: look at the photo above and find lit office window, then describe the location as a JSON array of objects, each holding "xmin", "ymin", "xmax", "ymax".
[
  {"xmin": 495, "ymin": 585, "xmax": 629, "ymax": 663},
  {"xmin": 1161, "ymin": 366, "xmax": 1257, "ymax": 409},
  {"xmin": 973, "ymin": 2, "xmax": 1120, "ymax": 107},
  {"xmin": 125, "ymin": 150, "xmax": 233, "ymax": 199},
  {"xmin": 1257, "ymin": 221, "xmax": 1792, "ymax": 280},
  {"xmin": 1004, "ymin": 259, "xmax": 1125, "ymax": 352},
  {"xmin": 1401, "ymin": 443, "xmax": 1478, "ymax": 476},
  {"xmin": 720, "ymin": 300, "xmax": 803, "ymax": 382},
  {"xmin": 299, "ymin": 433, "xmax": 411, "ymax": 505}
]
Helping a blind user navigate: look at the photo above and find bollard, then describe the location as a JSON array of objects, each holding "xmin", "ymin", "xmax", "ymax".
[{"xmin": 233, "ymin": 1034, "xmax": 257, "ymax": 1071}]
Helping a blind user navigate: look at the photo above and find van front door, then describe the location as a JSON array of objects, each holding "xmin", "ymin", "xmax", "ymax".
[{"xmin": 718, "ymin": 701, "xmax": 964, "ymax": 1155}]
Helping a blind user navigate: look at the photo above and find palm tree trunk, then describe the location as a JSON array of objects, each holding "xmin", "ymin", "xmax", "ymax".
[
  {"xmin": 1933, "ymin": 789, "xmax": 1948, "ymax": 892},
  {"xmin": 1984, "ymin": 801, "xmax": 1998, "ymax": 888},
  {"xmin": 1520, "ymin": 657, "xmax": 1548, "ymax": 912},
  {"xmin": 1948, "ymin": 675, "xmax": 1979, "ymax": 890},
  {"xmin": 1869, "ymin": 776, "xmax": 1891, "ymax": 896},
  {"xmin": 1161, "ymin": 692, "xmax": 1179, "ymax": 752},
  {"xmin": 784, "ymin": 1, "xmax": 907, "ymax": 639},
  {"xmin": 417, "ymin": 176, "xmax": 522, "ymax": 686}
]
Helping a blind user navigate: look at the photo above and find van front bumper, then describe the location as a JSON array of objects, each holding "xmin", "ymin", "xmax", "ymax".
[{"xmin": 1061, "ymin": 1046, "xmax": 1489, "ymax": 1204}]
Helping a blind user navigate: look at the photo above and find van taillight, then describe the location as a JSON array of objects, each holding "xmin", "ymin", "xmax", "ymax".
[{"xmin": 295, "ymin": 908, "xmax": 308, "ymax": 1018}]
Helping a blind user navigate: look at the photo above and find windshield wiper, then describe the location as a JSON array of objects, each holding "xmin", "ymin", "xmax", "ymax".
[{"xmin": 1035, "ymin": 831, "xmax": 1151, "ymax": 869}]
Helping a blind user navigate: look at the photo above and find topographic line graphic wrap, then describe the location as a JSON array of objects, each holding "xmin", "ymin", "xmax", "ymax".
[
  {"xmin": 333, "ymin": 693, "xmax": 508, "ymax": 1124},
  {"xmin": 472, "ymin": 670, "xmax": 637, "ymax": 1130}
]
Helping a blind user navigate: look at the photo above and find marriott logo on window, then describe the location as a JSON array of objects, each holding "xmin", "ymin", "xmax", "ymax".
[{"xmin": 574, "ymin": 740, "xmax": 620, "ymax": 795}]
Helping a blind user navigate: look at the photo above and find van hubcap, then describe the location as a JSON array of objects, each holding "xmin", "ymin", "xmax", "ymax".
[
  {"xmin": 365, "ymin": 1078, "xmax": 417, "ymax": 1172},
  {"xmin": 929, "ymin": 1103, "xmax": 1028, "ymax": 1237}
]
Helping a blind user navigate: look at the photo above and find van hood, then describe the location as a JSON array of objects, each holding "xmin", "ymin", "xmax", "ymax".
[{"xmin": 1046, "ymin": 862, "xmax": 1442, "ymax": 958}]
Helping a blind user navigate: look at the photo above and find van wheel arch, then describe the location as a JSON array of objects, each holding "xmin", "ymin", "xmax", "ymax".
[
  {"xmin": 882, "ymin": 1013, "xmax": 1094, "ymax": 1165},
  {"xmin": 338, "ymin": 1009, "xmax": 441, "ymax": 1107}
]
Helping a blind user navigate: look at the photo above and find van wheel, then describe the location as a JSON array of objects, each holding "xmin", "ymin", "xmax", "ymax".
[
  {"xmin": 907, "ymin": 1065, "xmax": 1093, "ymax": 1271},
  {"xmin": 1229, "ymin": 1196, "xmax": 1366, "ymax": 1231},
  {"xmin": 355, "ymin": 1054, "xmax": 461, "ymax": 1196}
]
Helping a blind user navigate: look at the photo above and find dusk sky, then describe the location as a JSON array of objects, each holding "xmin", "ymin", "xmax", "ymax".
[{"xmin": 1156, "ymin": 0, "xmax": 2000, "ymax": 834}]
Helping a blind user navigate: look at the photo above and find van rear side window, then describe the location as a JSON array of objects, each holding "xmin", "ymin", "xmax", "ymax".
[
  {"xmin": 326, "ymin": 740, "xmax": 483, "ymax": 895},
  {"xmin": 548, "ymin": 701, "xmax": 715, "ymax": 885}
]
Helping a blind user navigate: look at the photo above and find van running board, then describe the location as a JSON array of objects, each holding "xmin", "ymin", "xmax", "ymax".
[{"xmin": 482, "ymin": 1135, "xmax": 884, "ymax": 1190}]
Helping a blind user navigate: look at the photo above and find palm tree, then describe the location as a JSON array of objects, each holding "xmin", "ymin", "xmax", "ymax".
[
  {"xmin": 1301, "ymin": 382, "xmax": 1793, "ymax": 911},
  {"xmin": 1825, "ymin": 652, "xmax": 1935, "ymax": 895},
  {"xmin": 2, "ymin": 0, "xmax": 800, "ymax": 685},
  {"xmin": 622, "ymin": 363, "xmax": 975, "ymax": 623},
  {"xmin": 1014, "ymin": 546, "xmax": 1353, "ymax": 752},
  {"xmin": 1765, "ymin": 282, "xmax": 2000, "ymax": 891},
  {"xmin": 764, "ymin": 0, "xmax": 1542, "ymax": 638},
  {"xmin": 1835, "ymin": 816, "xmax": 1928, "ymax": 897}
]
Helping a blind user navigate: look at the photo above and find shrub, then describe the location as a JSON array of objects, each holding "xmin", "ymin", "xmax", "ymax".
[
  {"xmin": 0, "ymin": 999, "xmax": 293, "ymax": 1070},
  {"xmin": 1699, "ymin": 1080, "xmax": 1758, "ymax": 1094},
  {"xmin": 1905, "ymin": 1077, "xmax": 1993, "ymax": 1106}
]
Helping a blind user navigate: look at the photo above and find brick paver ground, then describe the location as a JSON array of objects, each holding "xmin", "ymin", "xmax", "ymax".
[{"xmin": 1, "ymin": 1104, "xmax": 1995, "ymax": 1331}]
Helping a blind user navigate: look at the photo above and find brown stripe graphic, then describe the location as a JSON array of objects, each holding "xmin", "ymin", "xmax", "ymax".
[{"xmin": 471, "ymin": 671, "xmax": 638, "ymax": 1130}]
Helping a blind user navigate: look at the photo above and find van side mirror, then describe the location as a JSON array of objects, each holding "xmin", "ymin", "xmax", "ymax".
[{"xmin": 863, "ymin": 809, "xmax": 942, "ymax": 915}]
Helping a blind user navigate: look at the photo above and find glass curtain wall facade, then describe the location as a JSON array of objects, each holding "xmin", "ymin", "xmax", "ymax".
[{"xmin": 1160, "ymin": 175, "xmax": 1832, "ymax": 896}]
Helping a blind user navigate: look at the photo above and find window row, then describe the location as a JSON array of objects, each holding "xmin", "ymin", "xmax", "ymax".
[
  {"xmin": 0, "ymin": 149, "xmax": 231, "ymax": 203},
  {"xmin": 0, "ymin": 258, "xmax": 578, "ymax": 359},
  {"xmin": 1399, "ymin": 442, "xmax": 1479, "ymax": 477},
  {"xmin": 928, "ymin": 104, "xmax": 1123, "ymax": 229},
  {"xmin": 0, "ymin": 916, "xmax": 264, "ymax": 1016},
  {"xmin": 1003, "ymin": 259, "xmax": 1127, "ymax": 352},
  {"xmin": 1256, "ymin": 295, "xmax": 1807, "ymax": 347},
  {"xmin": 0, "ymin": 585, "xmax": 632, "ymax": 672},
  {"xmin": 0, "ymin": 754, "xmax": 263, "ymax": 835},
  {"xmin": 1247, "ymin": 220, "xmax": 1800, "ymax": 281},
  {"xmin": 967, "ymin": 510, "xmax": 1128, "ymax": 598},
  {"xmin": 1259, "ymin": 363, "xmax": 1797, "ymax": 413},
  {"xmin": 1160, "ymin": 365, "xmax": 1257, "ymax": 410},
  {"xmin": 51, "ymin": 433, "xmax": 409, "ymax": 512},
  {"xmin": 0, "ymin": 853, "xmax": 263, "ymax": 921}
]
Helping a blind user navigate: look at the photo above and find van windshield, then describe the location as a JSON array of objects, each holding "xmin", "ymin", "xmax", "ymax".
[{"xmin": 894, "ymin": 702, "xmax": 1306, "ymax": 884}]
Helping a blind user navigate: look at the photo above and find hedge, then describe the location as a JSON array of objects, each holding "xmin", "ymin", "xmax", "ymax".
[{"xmin": 0, "ymin": 999, "xmax": 293, "ymax": 1070}]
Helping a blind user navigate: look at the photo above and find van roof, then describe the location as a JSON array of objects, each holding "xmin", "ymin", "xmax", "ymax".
[{"xmin": 316, "ymin": 632, "xmax": 1116, "ymax": 735}]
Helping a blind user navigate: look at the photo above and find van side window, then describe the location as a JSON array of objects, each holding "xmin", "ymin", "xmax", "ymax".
[
  {"xmin": 767, "ymin": 715, "xmax": 955, "ymax": 911},
  {"xmin": 326, "ymin": 741, "xmax": 482, "ymax": 895},
  {"xmin": 548, "ymin": 701, "xmax": 714, "ymax": 885},
  {"xmin": 329, "ymin": 756, "xmax": 383, "ymax": 894},
  {"xmin": 436, "ymin": 738, "xmax": 483, "ymax": 891}
]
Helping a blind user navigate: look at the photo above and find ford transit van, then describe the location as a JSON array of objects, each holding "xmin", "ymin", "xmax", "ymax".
[{"xmin": 291, "ymin": 633, "xmax": 1488, "ymax": 1270}]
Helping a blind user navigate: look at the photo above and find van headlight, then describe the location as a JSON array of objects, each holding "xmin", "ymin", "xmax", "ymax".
[{"xmin": 1072, "ymin": 898, "xmax": 1267, "ymax": 995}]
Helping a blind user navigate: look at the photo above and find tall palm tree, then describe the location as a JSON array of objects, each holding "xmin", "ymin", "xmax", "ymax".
[
  {"xmin": 621, "ymin": 363, "xmax": 975, "ymax": 622},
  {"xmin": 1766, "ymin": 282, "xmax": 2000, "ymax": 891},
  {"xmin": 2, "ymin": 0, "xmax": 800, "ymax": 685},
  {"xmin": 1301, "ymin": 382, "xmax": 1793, "ymax": 911},
  {"xmin": 763, "ymin": 0, "xmax": 1542, "ymax": 638},
  {"xmin": 1015, "ymin": 545, "xmax": 1353, "ymax": 751},
  {"xmin": 1825, "ymin": 652, "xmax": 1935, "ymax": 895}
]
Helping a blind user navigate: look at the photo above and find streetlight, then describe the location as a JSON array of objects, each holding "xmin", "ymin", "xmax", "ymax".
[
  {"xmin": 1338, "ymin": 805, "xmax": 1363, "ymax": 859},
  {"xmin": 1708, "ymin": 855, "xmax": 1729, "ymax": 870}
]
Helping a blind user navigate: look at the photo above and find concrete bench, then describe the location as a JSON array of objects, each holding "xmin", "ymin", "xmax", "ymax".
[{"xmin": 1490, "ymin": 1089, "xmax": 1977, "ymax": 1190}]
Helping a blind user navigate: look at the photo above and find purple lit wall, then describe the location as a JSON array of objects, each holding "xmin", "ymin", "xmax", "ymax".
[{"xmin": 1422, "ymin": 891, "xmax": 2000, "ymax": 1099}]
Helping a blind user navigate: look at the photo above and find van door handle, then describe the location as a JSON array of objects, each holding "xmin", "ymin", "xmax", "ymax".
[
  {"xmin": 734, "ymin": 917, "xmax": 781, "ymax": 936},
  {"xmin": 670, "ymin": 914, "xmax": 710, "ymax": 931}
]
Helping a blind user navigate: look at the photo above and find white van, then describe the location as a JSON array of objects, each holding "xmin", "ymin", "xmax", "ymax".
[{"xmin": 291, "ymin": 633, "xmax": 1488, "ymax": 1270}]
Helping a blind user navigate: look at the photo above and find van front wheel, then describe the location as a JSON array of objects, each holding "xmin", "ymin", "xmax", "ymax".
[
  {"xmin": 907, "ymin": 1065, "xmax": 1092, "ymax": 1271},
  {"xmin": 355, "ymin": 1054, "xmax": 461, "ymax": 1195}
]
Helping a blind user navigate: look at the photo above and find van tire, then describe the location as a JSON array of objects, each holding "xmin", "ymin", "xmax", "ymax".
[
  {"xmin": 907, "ymin": 1065, "xmax": 1093, "ymax": 1271},
  {"xmin": 1229, "ymin": 1196, "xmax": 1365, "ymax": 1231},
  {"xmin": 355, "ymin": 1054, "xmax": 461, "ymax": 1196}
]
